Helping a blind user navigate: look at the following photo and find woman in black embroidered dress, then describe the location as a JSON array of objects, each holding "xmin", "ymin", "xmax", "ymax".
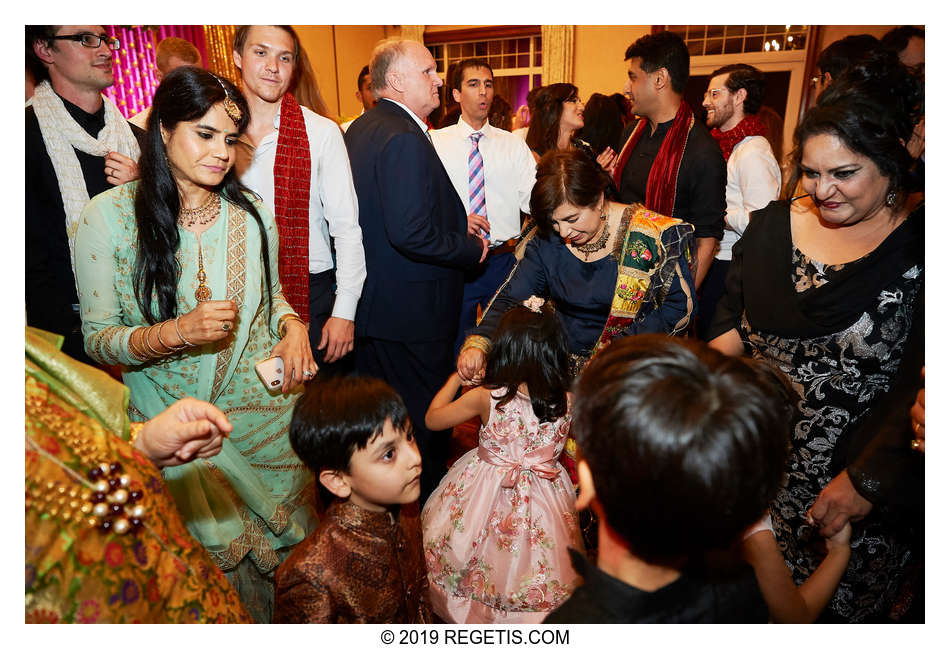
[{"xmin": 708, "ymin": 54, "xmax": 924, "ymax": 622}]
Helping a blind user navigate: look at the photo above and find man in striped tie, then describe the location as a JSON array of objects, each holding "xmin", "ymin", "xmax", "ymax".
[{"xmin": 431, "ymin": 58, "xmax": 538, "ymax": 353}]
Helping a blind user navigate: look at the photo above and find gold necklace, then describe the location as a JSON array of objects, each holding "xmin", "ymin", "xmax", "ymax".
[
  {"xmin": 178, "ymin": 192, "xmax": 220, "ymax": 228},
  {"xmin": 194, "ymin": 233, "xmax": 212, "ymax": 302},
  {"xmin": 571, "ymin": 207, "xmax": 610, "ymax": 260}
]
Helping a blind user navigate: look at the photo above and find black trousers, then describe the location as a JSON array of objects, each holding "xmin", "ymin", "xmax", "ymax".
[
  {"xmin": 308, "ymin": 270, "xmax": 355, "ymax": 378},
  {"xmin": 355, "ymin": 335, "xmax": 454, "ymax": 506}
]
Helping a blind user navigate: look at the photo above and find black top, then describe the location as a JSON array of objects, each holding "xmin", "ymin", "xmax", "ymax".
[
  {"xmin": 25, "ymin": 95, "xmax": 144, "ymax": 364},
  {"xmin": 617, "ymin": 117, "xmax": 726, "ymax": 241},
  {"xmin": 544, "ymin": 548, "xmax": 768, "ymax": 624}
]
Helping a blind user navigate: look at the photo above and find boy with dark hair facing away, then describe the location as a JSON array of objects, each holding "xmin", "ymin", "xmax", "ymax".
[
  {"xmin": 546, "ymin": 335, "xmax": 791, "ymax": 623},
  {"xmin": 273, "ymin": 376, "xmax": 432, "ymax": 623}
]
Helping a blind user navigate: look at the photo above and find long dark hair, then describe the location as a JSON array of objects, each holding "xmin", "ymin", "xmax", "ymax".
[
  {"xmin": 482, "ymin": 301, "xmax": 570, "ymax": 423},
  {"xmin": 134, "ymin": 66, "xmax": 272, "ymax": 323},
  {"xmin": 525, "ymin": 83, "xmax": 578, "ymax": 157},
  {"xmin": 784, "ymin": 51, "xmax": 923, "ymax": 206}
]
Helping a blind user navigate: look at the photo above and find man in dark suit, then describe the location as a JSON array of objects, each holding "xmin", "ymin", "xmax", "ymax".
[{"xmin": 344, "ymin": 38, "xmax": 487, "ymax": 503}]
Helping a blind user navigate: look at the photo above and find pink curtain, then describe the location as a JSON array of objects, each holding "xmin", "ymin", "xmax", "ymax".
[{"xmin": 104, "ymin": 25, "xmax": 208, "ymax": 118}]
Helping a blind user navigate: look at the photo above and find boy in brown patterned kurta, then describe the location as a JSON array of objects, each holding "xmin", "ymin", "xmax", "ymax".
[{"xmin": 273, "ymin": 376, "xmax": 432, "ymax": 623}]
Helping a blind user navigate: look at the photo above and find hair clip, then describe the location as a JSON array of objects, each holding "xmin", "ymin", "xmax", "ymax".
[
  {"xmin": 522, "ymin": 295, "xmax": 545, "ymax": 313},
  {"xmin": 214, "ymin": 75, "xmax": 243, "ymax": 124}
]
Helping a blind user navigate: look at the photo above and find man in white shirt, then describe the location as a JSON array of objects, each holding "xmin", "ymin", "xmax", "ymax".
[
  {"xmin": 697, "ymin": 63, "xmax": 781, "ymax": 340},
  {"xmin": 128, "ymin": 37, "xmax": 201, "ymax": 129},
  {"xmin": 232, "ymin": 25, "xmax": 365, "ymax": 374},
  {"xmin": 340, "ymin": 65, "xmax": 378, "ymax": 133},
  {"xmin": 430, "ymin": 58, "xmax": 537, "ymax": 352}
]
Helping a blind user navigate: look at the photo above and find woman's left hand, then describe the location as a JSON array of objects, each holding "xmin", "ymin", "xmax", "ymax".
[
  {"xmin": 807, "ymin": 470, "xmax": 872, "ymax": 538},
  {"xmin": 271, "ymin": 318, "xmax": 317, "ymax": 393},
  {"xmin": 104, "ymin": 151, "xmax": 139, "ymax": 185},
  {"xmin": 596, "ymin": 147, "xmax": 618, "ymax": 175}
]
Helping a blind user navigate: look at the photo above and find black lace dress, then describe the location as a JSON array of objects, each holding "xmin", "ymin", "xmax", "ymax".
[{"xmin": 711, "ymin": 201, "xmax": 924, "ymax": 622}]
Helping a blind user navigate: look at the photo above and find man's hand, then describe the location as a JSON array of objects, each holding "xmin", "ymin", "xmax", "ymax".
[
  {"xmin": 478, "ymin": 236, "xmax": 489, "ymax": 263},
  {"xmin": 467, "ymin": 212, "xmax": 490, "ymax": 238},
  {"xmin": 807, "ymin": 470, "xmax": 873, "ymax": 538},
  {"xmin": 105, "ymin": 151, "xmax": 139, "ymax": 186},
  {"xmin": 318, "ymin": 316, "xmax": 355, "ymax": 363},
  {"xmin": 135, "ymin": 397, "xmax": 233, "ymax": 468}
]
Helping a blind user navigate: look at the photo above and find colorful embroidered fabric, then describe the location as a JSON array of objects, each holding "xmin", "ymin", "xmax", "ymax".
[
  {"xmin": 591, "ymin": 204, "xmax": 695, "ymax": 356},
  {"xmin": 25, "ymin": 327, "xmax": 252, "ymax": 624}
]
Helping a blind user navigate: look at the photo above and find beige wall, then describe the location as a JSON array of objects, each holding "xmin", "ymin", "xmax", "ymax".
[
  {"xmin": 293, "ymin": 25, "xmax": 387, "ymax": 120},
  {"xmin": 573, "ymin": 26, "xmax": 651, "ymax": 100},
  {"xmin": 817, "ymin": 25, "xmax": 899, "ymax": 50}
]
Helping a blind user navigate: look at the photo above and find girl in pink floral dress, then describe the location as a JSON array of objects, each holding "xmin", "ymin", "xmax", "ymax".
[{"xmin": 422, "ymin": 298, "xmax": 582, "ymax": 623}]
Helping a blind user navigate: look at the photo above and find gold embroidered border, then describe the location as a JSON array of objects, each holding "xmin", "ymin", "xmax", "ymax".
[
  {"xmin": 210, "ymin": 204, "xmax": 247, "ymax": 400},
  {"xmin": 204, "ymin": 462, "xmax": 282, "ymax": 573}
]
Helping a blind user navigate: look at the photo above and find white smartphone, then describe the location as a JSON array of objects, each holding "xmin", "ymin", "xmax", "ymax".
[{"xmin": 255, "ymin": 356, "xmax": 285, "ymax": 391}]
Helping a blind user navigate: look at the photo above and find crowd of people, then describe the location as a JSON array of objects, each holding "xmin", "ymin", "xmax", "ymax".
[{"xmin": 25, "ymin": 24, "xmax": 924, "ymax": 625}]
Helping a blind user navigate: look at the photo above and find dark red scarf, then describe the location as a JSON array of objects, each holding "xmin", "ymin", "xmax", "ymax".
[
  {"xmin": 611, "ymin": 99, "xmax": 695, "ymax": 217},
  {"xmin": 710, "ymin": 114, "xmax": 767, "ymax": 161},
  {"xmin": 273, "ymin": 93, "xmax": 311, "ymax": 322}
]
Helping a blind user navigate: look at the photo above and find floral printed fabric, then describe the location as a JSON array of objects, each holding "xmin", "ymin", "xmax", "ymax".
[
  {"xmin": 422, "ymin": 390, "xmax": 582, "ymax": 623},
  {"xmin": 25, "ymin": 372, "xmax": 252, "ymax": 624},
  {"xmin": 741, "ymin": 247, "xmax": 922, "ymax": 622}
]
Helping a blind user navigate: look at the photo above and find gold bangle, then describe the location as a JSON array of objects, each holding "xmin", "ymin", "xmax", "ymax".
[
  {"xmin": 142, "ymin": 324, "xmax": 163, "ymax": 357},
  {"xmin": 128, "ymin": 327, "xmax": 150, "ymax": 362},
  {"xmin": 278, "ymin": 314, "xmax": 305, "ymax": 339},
  {"xmin": 157, "ymin": 319, "xmax": 186, "ymax": 352},
  {"xmin": 174, "ymin": 315, "xmax": 195, "ymax": 346},
  {"xmin": 460, "ymin": 334, "xmax": 492, "ymax": 356},
  {"xmin": 129, "ymin": 421, "xmax": 145, "ymax": 445}
]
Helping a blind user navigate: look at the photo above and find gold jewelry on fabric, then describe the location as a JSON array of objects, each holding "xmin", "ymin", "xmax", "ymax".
[
  {"xmin": 910, "ymin": 438, "xmax": 922, "ymax": 452},
  {"xmin": 572, "ymin": 204, "xmax": 611, "ymax": 260},
  {"xmin": 461, "ymin": 334, "xmax": 492, "ymax": 356},
  {"xmin": 178, "ymin": 192, "xmax": 220, "ymax": 228},
  {"xmin": 194, "ymin": 235, "xmax": 212, "ymax": 302},
  {"xmin": 278, "ymin": 314, "xmax": 305, "ymax": 339}
]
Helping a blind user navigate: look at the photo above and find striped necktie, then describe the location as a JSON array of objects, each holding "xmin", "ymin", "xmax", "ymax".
[{"xmin": 468, "ymin": 132, "xmax": 487, "ymax": 221}]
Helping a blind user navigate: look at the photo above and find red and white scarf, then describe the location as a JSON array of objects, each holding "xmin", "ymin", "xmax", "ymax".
[{"xmin": 273, "ymin": 93, "xmax": 312, "ymax": 322}]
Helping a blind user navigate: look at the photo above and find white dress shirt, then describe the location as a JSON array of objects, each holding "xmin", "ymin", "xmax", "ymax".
[
  {"xmin": 430, "ymin": 117, "xmax": 537, "ymax": 243},
  {"xmin": 236, "ymin": 105, "xmax": 366, "ymax": 321},
  {"xmin": 717, "ymin": 135, "xmax": 781, "ymax": 261}
]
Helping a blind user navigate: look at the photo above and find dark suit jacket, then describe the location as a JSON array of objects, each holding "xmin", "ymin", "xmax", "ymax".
[{"xmin": 344, "ymin": 99, "xmax": 483, "ymax": 342}]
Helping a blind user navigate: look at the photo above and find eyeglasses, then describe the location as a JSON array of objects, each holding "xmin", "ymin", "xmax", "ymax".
[
  {"xmin": 51, "ymin": 33, "xmax": 121, "ymax": 51},
  {"xmin": 703, "ymin": 88, "xmax": 727, "ymax": 100}
]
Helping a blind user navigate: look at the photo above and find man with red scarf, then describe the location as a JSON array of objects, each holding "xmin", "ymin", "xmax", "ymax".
[
  {"xmin": 233, "ymin": 25, "xmax": 365, "ymax": 375},
  {"xmin": 696, "ymin": 63, "xmax": 780, "ymax": 340},
  {"xmin": 610, "ymin": 31, "xmax": 725, "ymax": 293}
]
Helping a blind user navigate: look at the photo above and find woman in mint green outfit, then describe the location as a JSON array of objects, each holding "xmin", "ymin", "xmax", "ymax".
[{"xmin": 74, "ymin": 67, "xmax": 317, "ymax": 623}]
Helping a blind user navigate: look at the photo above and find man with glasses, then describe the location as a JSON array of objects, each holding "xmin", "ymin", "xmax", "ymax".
[
  {"xmin": 696, "ymin": 64, "xmax": 780, "ymax": 341},
  {"xmin": 26, "ymin": 25, "xmax": 143, "ymax": 365}
]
